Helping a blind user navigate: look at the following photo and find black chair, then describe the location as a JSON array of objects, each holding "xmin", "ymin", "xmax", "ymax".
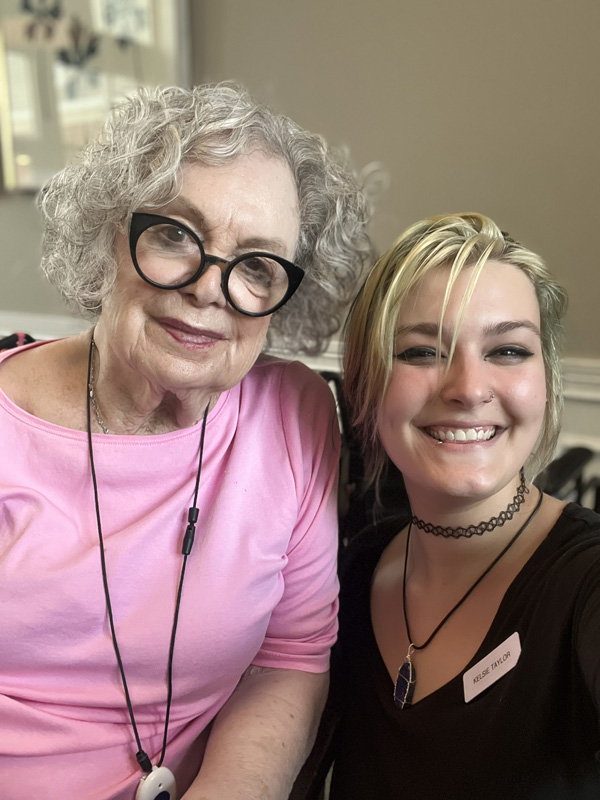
[
  {"xmin": 0, "ymin": 332, "xmax": 35, "ymax": 351},
  {"xmin": 535, "ymin": 446, "xmax": 599, "ymax": 511}
]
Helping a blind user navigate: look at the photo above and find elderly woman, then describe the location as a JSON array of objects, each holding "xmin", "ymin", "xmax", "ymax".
[
  {"xmin": 329, "ymin": 213, "xmax": 600, "ymax": 798},
  {"xmin": 0, "ymin": 85, "xmax": 371, "ymax": 800}
]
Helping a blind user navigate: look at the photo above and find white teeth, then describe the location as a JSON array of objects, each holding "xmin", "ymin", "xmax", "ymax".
[{"xmin": 428, "ymin": 427, "xmax": 495, "ymax": 443}]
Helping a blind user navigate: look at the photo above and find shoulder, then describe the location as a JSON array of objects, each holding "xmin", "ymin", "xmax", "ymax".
[
  {"xmin": 340, "ymin": 516, "xmax": 407, "ymax": 592},
  {"xmin": 245, "ymin": 355, "xmax": 337, "ymax": 433},
  {"xmin": 548, "ymin": 503, "xmax": 600, "ymax": 556},
  {"xmin": 530, "ymin": 503, "xmax": 600, "ymax": 608},
  {"xmin": 0, "ymin": 336, "xmax": 90, "ymax": 428},
  {"xmin": 234, "ymin": 356, "xmax": 339, "ymax": 473},
  {"xmin": 0, "ymin": 339, "xmax": 62, "ymax": 407},
  {"xmin": 557, "ymin": 502, "xmax": 600, "ymax": 532},
  {"xmin": 250, "ymin": 354, "xmax": 335, "ymax": 402},
  {"xmin": 334, "ymin": 518, "xmax": 406, "ymax": 666}
]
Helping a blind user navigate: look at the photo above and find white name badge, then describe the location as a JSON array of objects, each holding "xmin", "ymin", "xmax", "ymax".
[{"xmin": 463, "ymin": 631, "xmax": 521, "ymax": 703}]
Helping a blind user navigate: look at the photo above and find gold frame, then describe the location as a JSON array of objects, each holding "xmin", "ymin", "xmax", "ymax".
[{"xmin": 0, "ymin": 0, "xmax": 190, "ymax": 192}]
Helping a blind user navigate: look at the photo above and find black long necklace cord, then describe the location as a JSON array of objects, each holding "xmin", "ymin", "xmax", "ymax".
[
  {"xmin": 86, "ymin": 334, "xmax": 209, "ymax": 773},
  {"xmin": 158, "ymin": 403, "xmax": 208, "ymax": 767},
  {"xmin": 402, "ymin": 488, "xmax": 544, "ymax": 651}
]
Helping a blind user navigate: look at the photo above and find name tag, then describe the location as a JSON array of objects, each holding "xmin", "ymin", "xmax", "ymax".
[{"xmin": 463, "ymin": 631, "xmax": 521, "ymax": 703}]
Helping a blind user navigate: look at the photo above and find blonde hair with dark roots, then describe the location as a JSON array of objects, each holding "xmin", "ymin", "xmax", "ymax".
[
  {"xmin": 38, "ymin": 83, "xmax": 373, "ymax": 354},
  {"xmin": 344, "ymin": 212, "xmax": 568, "ymax": 487}
]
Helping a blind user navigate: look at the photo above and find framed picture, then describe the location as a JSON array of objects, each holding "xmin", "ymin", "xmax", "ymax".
[{"xmin": 0, "ymin": 0, "xmax": 190, "ymax": 191}]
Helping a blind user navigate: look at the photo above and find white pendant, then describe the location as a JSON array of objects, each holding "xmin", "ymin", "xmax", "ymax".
[{"xmin": 135, "ymin": 766, "xmax": 177, "ymax": 800}]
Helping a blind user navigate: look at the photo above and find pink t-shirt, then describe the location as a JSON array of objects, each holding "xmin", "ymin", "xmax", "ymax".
[{"xmin": 0, "ymin": 344, "xmax": 340, "ymax": 799}]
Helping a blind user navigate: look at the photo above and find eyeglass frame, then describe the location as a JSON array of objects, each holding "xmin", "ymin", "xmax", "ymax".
[{"xmin": 129, "ymin": 212, "xmax": 305, "ymax": 318}]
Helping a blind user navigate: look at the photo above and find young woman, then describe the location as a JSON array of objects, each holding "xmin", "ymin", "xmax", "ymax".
[{"xmin": 331, "ymin": 213, "xmax": 600, "ymax": 799}]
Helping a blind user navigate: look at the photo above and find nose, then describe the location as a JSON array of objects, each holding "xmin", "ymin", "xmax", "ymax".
[
  {"xmin": 179, "ymin": 261, "xmax": 227, "ymax": 309},
  {"xmin": 438, "ymin": 352, "xmax": 491, "ymax": 408}
]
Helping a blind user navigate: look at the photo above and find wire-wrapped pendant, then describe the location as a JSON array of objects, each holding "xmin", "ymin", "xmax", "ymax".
[{"xmin": 394, "ymin": 647, "xmax": 416, "ymax": 709}]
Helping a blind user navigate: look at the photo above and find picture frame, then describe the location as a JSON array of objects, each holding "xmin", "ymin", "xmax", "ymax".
[{"xmin": 0, "ymin": 0, "xmax": 190, "ymax": 192}]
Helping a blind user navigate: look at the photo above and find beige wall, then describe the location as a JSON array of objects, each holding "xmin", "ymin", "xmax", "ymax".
[
  {"xmin": 0, "ymin": 193, "xmax": 65, "ymax": 314},
  {"xmin": 1, "ymin": 0, "xmax": 599, "ymax": 359},
  {"xmin": 191, "ymin": 0, "xmax": 600, "ymax": 358}
]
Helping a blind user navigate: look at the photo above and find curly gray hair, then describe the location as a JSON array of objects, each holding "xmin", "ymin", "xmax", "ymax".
[{"xmin": 38, "ymin": 83, "xmax": 373, "ymax": 354}]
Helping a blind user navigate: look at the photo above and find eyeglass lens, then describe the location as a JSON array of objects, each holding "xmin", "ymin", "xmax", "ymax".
[{"xmin": 135, "ymin": 221, "xmax": 292, "ymax": 315}]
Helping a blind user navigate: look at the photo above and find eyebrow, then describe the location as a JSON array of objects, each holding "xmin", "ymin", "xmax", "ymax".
[
  {"xmin": 161, "ymin": 197, "xmax": 292, "ymax": 257},
  {"xmin": 484, "ymin": 320, "xmax": 541, "ymax": 338},
  {"xmin": 162, "ymin": 197, "xmax": 208, "ymax": 233},
  {"xmin": 395, "ymin": 319, "xmax": 541, "ymax": 339}
]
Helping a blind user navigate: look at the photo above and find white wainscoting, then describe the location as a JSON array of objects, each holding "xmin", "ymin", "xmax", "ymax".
[
  {"xmin": 559, "ymin": 358, "xmax": 600, "ymax": 502},
  {"xmin": 0, "ymin": 310, "xmax": 90, "ymax": 340},
  {"xmin": 2, "ymin": 312, "xmax": 600, "ymax": 478}
]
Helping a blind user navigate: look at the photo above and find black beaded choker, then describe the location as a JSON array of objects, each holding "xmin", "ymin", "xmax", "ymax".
[{"xmin": 411, "ymin": 469, "xmax": 529, "ymax": 538}]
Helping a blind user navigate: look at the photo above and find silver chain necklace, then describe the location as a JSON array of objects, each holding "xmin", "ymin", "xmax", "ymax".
[{"xmin": 88, "ymin": 334, "xmax": 110, "ymax": 434}]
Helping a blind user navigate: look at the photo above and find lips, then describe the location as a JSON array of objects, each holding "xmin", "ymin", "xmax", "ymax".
[
  {"xmin": 425, "ymin": 426, "xmax": 497, "ymax": 443},
  {"xmin": 158, "ymin": 317, "xmax": 226, "ymax": 345}
]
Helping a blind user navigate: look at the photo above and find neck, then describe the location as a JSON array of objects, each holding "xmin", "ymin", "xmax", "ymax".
[
  {"xmin": 411, "ymin": 471, "xmax": 528, "ymax": 539},
  {"xmin": 404, "ymin": 474, "xmax": 541, "ymax": 573},
  {"xmin": 406, "ymin": 471, "xmax": 527, "ymax": 530},
  {"xmin": 88, "ymin": 329, "xmax": 216, "ymax": 435}
]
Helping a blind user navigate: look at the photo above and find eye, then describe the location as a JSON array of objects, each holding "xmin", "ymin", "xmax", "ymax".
[
  {"xmin": 394, "ymin": 346, "xmax": 442, "ymax": 363},
  {"xmin": 235, "ymin": 256, "xmax": 286, "ymax": 291},
  {"xmin": 148, "ymin": 223, "xmax": 197, "ymax": 252},
  {"xmin": 240, "ymin": 257, "xmax": 272, "ymax": 286},
  {"xmin": 487, "ymin": 345, "xmax": 535, "ymax": 362}
]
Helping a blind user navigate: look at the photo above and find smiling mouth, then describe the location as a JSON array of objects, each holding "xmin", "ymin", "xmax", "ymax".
[
  {"xmin": 159, "ymin": 318, "xmax": 225, "ymax": 343},
  {"xmin": 425, "ymin": 426, "xmax": 497, "ymax": 443}
]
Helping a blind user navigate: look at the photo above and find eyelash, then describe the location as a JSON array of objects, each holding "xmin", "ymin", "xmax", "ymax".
[
  {"xmin": 394, "ymin": 345, "xmax": 535, "ymax": 363},
  {"xmin": 487, "ymin": 346, "xmax": 534, "ymax": 361},
  {"xmin": 395, "ymin": 347, "xmax": 438, "ymax": 363}
]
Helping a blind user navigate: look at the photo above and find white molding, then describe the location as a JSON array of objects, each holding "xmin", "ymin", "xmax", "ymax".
[
  {"xmin": 2, "ymin": 312, "xmax": 599, "ymax": 447},
  {"xmin": 267, "ymin": 339, "xmax": 343, "ymax": 373},
  {"xmin": 271, "ymin": 342, "xmax": 600, "ymax": 402},
  {"xmin": 562, "ymin": 357, "xmax": 600, "ymax": 402},
  {"xmin": 0, "ymin": 311, "xmax": 89, "ymax": 340}
]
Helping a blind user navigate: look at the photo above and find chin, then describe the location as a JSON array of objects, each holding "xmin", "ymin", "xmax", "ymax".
[{"xmin": 408, "ymin": 466, "xmax": 515, "ymax": 505}]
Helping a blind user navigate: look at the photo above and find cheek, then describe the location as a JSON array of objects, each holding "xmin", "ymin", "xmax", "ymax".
[
  {"xmin": 505, "ymin": 371, "xmax": 548, "ymax": 467},
  {"xmin": 235, "ymin": 318, "xmax": 271, "ymax": 359},
  {"xmin": 505, "ymin": 367, "xmax": 547, "ymax": 423},
  {"xmin": 380, "ymin": 370, "xmax": 435, "ymax": 423},
  {"xmin": 377, "ymin": 377, "xmax": 420, "ymax": 444},
  {"xmin": 102, "ymin": 279, "xmax": 155, "ymax": 332}
]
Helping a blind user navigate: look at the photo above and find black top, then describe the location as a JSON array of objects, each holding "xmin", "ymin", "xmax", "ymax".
[{"xmin": 329, "ymin": 503, "xmax": 600, "ymax": 799}]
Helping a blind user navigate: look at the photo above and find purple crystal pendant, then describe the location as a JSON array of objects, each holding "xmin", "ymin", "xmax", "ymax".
[{"xmin": 394, "ymin": 648, "xmax": 416, "ymax": 709}]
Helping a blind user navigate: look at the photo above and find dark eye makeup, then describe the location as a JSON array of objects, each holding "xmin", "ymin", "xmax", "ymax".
[
  {"xmin": 395, "ymin": 343, "xmax": 536, "ymax": 364},
  {"xmin": 394, "ymin": 346, "xmax": 441, "ymax": 363},
  {"xmin": 486, "ymin": 345, "xmax": 535, "ymax": 361}
]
